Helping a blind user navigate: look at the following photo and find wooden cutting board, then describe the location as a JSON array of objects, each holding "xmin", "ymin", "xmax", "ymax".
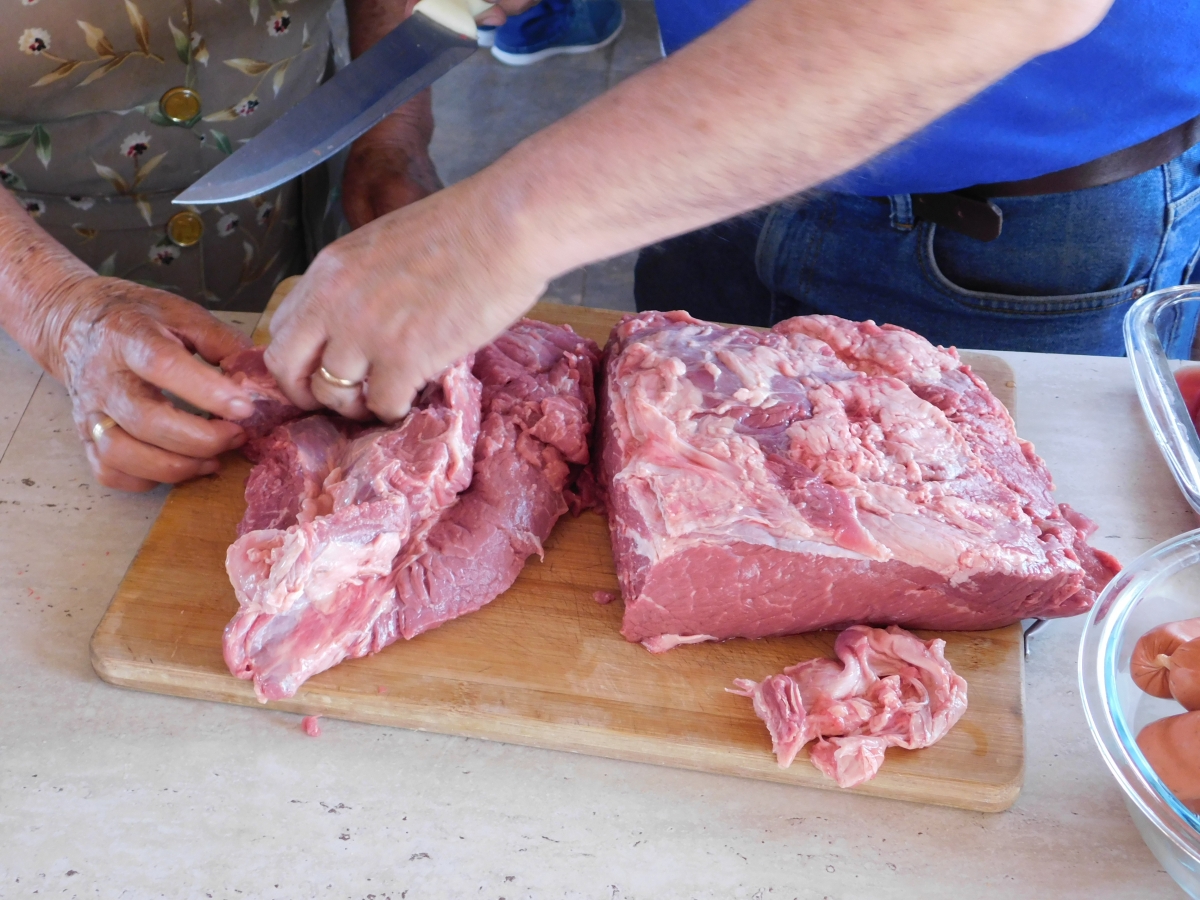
[{"xmin": 91, "ymin": 284, "xmax": 1025, "ymax": 813}]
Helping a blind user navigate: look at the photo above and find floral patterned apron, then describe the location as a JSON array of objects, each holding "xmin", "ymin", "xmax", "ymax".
[{"xmin": 4, "ymin": 0, "xmax": 341, "ymax": 310}]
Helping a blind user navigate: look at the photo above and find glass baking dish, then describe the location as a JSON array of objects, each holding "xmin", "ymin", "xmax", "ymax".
[
  {"xmin": 1125, "ymin": 286, "xmax": 1200, "ymax": 517},
  {"xmin": 1080, "ymin": 529, "xmax": 1200, "ymax": 898}
]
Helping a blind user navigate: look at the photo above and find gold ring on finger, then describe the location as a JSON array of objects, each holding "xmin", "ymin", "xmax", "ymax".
[
  {"xmin": 316, "ymin": 365, "xmax": 364, "ymax": 389},
  {"xmin": 91, "ymin": 415, "xmax": 118, "ymax": 443}
]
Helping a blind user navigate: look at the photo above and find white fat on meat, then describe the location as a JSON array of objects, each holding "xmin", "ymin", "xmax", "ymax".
[
  {"xmin": 641, "ymin": 633, "xmax": 719, "ymax": 653},
  {"xmin": 607, "ymin": 315, "xmax": 1055, "ymax": 579},
  {"xmin": 730, "ymin": 624, "xmax": 968, "ymax": 788}
]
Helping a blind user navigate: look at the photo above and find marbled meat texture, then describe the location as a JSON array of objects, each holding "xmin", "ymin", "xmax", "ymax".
[
  {"xmin": 223, "ymin": 322, "xmax": 600, "ymax": 701},
  {"xmin": 730, "ymin": 625, "xmax": 968, "ymax": 788},
  {"xmin": 599, "ymin": 311, "xmax": 1120, "ymax": 650}
]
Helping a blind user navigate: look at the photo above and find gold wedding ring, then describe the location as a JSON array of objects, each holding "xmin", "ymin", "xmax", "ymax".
[
  {"xmin": 316, "ymin": 366, "xmax": 363, "ymax": 389},
  {"xmin": 91, "ymin": 415, "xmax": 118, "ymax": 443}
]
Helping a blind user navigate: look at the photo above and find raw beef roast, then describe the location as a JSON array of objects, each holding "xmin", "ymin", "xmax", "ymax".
[
  {"xmin": 388, "ymin": 322, "xmax": 600, "ymax": 639},
  {"xmin": 731, "ymin": 625, "xmax": 968, "ymax": 788},
  {"xmin": 225, "ymin": 358, "xmax": 481, "ymax": 700},
  {"xmin": 599, "ymin": 311, "xmax": 1120, "ymax": 650},
  {"xmin": 223, "ymin": 322, "xmax": 600, "ymax": 700},
  {"xmin": 221, "ymin": 347, "xmax": 306, "ymax": 441},
  {"xmin": 236, "ymin": 416, "xmax": 352, "ymax": 534}
]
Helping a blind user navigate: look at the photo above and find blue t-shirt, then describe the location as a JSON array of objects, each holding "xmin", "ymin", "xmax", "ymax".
[{"xmin": 654, "ymin": 0, "xmax": 1200, "ymax": 196}]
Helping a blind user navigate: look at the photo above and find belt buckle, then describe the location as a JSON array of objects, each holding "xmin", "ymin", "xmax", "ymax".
[{"xmin": 912, "ymin": 192, "xmax": 1003, "ymax": 242}]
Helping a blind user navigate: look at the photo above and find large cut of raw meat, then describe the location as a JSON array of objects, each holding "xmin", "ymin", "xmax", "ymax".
[
  {"xmin": 730, "ymin": 625, "xmax": 968, "ymax": 788},
  {"xmin": 223, "ymin": 321, "xmax": 600, "ymax": 700},
  {"xmin": 599, "ymin": 311, "xmax": 1120, "ymax": 650}
]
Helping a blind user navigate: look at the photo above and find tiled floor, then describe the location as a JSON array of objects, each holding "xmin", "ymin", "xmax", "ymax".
[{"xmin": 428, "ymin": 0, "xmax": 663, "ymax": 312}]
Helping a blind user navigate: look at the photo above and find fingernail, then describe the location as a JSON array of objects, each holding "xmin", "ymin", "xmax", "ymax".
[
  {"xmin": 229, "ymin": 398, "xmax": 255, "ymax": 419},
  {"xmin": 229, "ymin": 430, "xmax": 248, "ymax": 449},
  {"xmin": 200, "ymin": 459, "xmax": 220, "ymax": 475}
]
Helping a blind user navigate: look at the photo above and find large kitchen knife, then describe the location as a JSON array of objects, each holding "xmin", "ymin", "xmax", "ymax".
[{"xmin": 175, "ymin": 0, "xmax": 492, "ymax": 205}]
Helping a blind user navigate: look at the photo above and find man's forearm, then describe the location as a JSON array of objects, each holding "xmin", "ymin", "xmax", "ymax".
[{"xmin": 480, "ymin": 0, "xmax": 1113, "ymax": 278}]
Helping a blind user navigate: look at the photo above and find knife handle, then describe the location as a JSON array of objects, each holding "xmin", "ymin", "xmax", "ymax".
[{"xmin": 413, "ymin": 0, "xmax": 496, "ymax": 40}]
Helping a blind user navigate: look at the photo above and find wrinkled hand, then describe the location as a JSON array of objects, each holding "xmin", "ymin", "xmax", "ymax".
[
  {"xmin": 266, "ymin": 180, "xmax": 547, "ymax": 421},
  {"xmin": 46, "ymin": 276, "xmax": 258, "ymax": 492},
  {"xmin": 342, "ymin": 94, "xmax": 443, "ymax": 229}
]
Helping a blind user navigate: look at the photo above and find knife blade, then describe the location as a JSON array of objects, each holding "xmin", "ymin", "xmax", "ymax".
[{"xmin": 175, "ymin": 0, "xmax": 490, "ymax": 206}]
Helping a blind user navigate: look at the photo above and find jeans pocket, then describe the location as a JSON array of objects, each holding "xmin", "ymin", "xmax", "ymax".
[{"xmin": 919, "ymin": 224, "xmax": 1149, "ymax": 316}]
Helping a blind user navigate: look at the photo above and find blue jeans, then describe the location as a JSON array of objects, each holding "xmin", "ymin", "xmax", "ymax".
[{"xmin": 635, "ymin": 144, "xmax": 1200, "ymax": 356}]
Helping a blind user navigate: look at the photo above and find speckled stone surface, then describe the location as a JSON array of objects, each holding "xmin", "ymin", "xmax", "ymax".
[{"xmin": 0, "ymin": 312, "xmax": 1192, "ymax": 899}]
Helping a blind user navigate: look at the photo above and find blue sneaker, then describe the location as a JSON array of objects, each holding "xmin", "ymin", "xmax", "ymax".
[
  {"xmin": 476, "ymin": 24, "xmax": 496, "ymax": 47},
  {"xmin": 491, "ymin": 0, "xmax": 624, "ymax": 66}
]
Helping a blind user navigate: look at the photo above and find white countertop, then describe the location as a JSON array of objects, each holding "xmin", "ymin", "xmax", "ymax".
[{"xmin": 0, "ymin": 316, "xmax": 1194, "ymax": 899}]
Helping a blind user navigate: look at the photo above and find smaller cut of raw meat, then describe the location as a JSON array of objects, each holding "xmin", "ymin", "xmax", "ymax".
[
  {"xmin": 221, "ymin": 347, "xmax": 306, "ymax": 441},
  {"xmin": 222, "ymin": 321, "xmax": 600, "ymax": 701},
  {"xmin": 225, "ymin": 359, "xmax": 482, "ymax": 700},
  {"xmin": 237, "ymin": 416, "xmax": 351, "ymax": 534},
  {"xmin": 389, "ymin": 321, "xmax": 601, "ymax": 640},
  {"xmin": 1175, "ymin": 367, "xmax": 1200, "ymax": 436},
  {"xmin": 730, "ymin": 625, "xmax": 967, "ymax": 788}
]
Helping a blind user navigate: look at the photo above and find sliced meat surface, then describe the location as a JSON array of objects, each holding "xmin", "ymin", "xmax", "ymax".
[
  {"xmin": 599, "ymin": 311, "xmax": 1120, "ymax": 649},
  {"xmin": 730, "ymin": 625, "xmax": 968, "ymax": 788}
]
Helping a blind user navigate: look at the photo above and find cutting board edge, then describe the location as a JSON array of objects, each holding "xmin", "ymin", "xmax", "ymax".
[{"xmin": 88, "ymin": 648, "xmax": 1024, "ymax": 814}]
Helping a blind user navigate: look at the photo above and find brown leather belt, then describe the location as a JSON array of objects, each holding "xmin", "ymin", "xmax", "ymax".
[{"xmin": 878, "ymin": 113, "xmax": 1200, "ymax": 242}]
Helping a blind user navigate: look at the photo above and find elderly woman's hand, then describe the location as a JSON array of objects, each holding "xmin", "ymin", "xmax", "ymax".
[{"xmin": 43, "ymin": 275, "xmax": 257, "ymax": 492}]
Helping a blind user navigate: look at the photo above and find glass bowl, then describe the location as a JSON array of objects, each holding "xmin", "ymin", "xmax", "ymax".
[
  {"xmin": 1125, "ymin": 286, "xmax": 1200, "ymax": 518},
  {"xmin": 1080, "ymin": 528, "xmax": 1200, "ymax": 898}
]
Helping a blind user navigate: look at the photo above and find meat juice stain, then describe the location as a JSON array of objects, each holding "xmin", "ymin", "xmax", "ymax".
[{"xmin": 957, "ymin": 720, "xmax": 989, "ymax": 757}]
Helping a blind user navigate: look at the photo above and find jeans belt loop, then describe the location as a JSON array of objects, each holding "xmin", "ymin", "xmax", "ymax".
[{"xmin": 888, "ymin": 194, "xmax": 915, "ymax": 231}]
